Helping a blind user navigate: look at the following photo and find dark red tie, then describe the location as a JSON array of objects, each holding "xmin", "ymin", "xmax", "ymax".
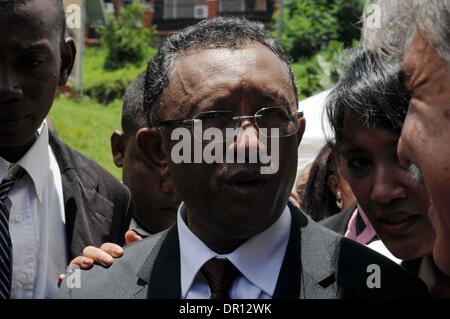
[{"xmin": 201, "ymin": 258, "xmax": 240, "ymax": 299}]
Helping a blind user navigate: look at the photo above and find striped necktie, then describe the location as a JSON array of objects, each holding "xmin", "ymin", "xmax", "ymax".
[{"xmin": 0, "ymin": 167, "xmax": 23, "ymax": 299}]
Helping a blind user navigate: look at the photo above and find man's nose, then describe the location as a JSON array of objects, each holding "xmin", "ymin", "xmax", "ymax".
[
  {"xmin": 397, "ymin": 134, "xmax": 411, "ymax": 170},
  {"xmin": 0, "ymin": 66, "xmax": 23, "ymax": 104},
  {"xmin": 234, "ymin": 120, "xmax": 265, "ymax": 150}
]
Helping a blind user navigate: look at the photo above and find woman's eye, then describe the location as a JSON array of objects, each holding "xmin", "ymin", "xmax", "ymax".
[{"xmin": 347, "ymin": 158, "xmax": 371, "ymax": 172}]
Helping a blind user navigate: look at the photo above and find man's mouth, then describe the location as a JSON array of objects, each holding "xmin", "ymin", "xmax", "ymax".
[{"xmin": 221, "ymin": 171, "xmax": 269, "ymax": 197}]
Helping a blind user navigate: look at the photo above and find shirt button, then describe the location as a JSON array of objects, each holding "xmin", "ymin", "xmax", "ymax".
[
  {"xmin": 19, "ymin": 272, "xmax": 29, "ymax": 284},
  {"xmin": 15, "ymin": 214, "xmax": 23, "ymax": 223}
]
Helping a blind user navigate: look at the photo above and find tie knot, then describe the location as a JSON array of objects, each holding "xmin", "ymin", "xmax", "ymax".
[
  {"xmin": 201, "ymin": 258, "xmax": 239, "ymax": 299},
  {"xmin": 0, "ymin": 167, "xmax": 24, "ymax": 202}
]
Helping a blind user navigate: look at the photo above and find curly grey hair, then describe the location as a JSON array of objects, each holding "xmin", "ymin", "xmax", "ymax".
[{"xmin": 362, "ymin": 0, "xmax": 450, "ymax": 64}]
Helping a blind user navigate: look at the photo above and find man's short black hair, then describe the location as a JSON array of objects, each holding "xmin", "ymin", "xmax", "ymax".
[
  {"xmin": 0, "ymin": 0, "xmax": 66, "ymax": 45},
  {"xmin": 122, "ymin": 72, "xmax": 147, "ymax": 138},
  {"xmin": 326, "ymin": 48, "xmax": 411, "ymax": 151},
  {"xmin": 143, "ymin": 16, "xmax": 298, "ymax": 126}
]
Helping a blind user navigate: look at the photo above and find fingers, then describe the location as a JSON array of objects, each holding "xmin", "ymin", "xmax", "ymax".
[
  {"xmin": 99, "ymin": 243, "xmax": 124, "ymax": 258},
  {"xmin": 81, "ymin": 246, "xmax": 115, "ymax": 268},
  {"xmin": 125, "ymin": 230, "xmax": 143, "ymax": 245},
  {"xmin": 70, "ymin": 256, "xmax": 95, "ymax": 269},
  {"xmin": 58, "ymin": 274, "xmax": 65, "ymax": 288}
]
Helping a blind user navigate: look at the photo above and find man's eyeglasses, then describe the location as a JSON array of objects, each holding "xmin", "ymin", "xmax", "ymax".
[{"xmin": 153, "ymin": 106, "xmax": 303, "ymax": 142}]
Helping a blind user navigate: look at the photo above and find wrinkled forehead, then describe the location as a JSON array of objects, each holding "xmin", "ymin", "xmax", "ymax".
[
  {"xmin": 0, "ymin": 0, "xmax": 60, "ymax": 47},
  {"xmin": 163, "ymin": 43, "xmax": 296, "ymax": 116},
  {"xmin": 172, "ymin": 43, "xmax": 292, "ymax": 85}
]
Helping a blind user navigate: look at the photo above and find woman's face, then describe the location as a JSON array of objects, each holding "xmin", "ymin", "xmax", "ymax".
[{"xmin": 338, "ymin": 114, "xmax": 435, "ymax": 260}]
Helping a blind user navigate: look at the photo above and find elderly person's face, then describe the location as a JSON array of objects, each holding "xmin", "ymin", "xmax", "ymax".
[
  {"xmin": 398, "ymin": 32, "xmax": 450, "ymax": 274},
  {"xmin": 158, "ymin": 43, "xmax": 304, "ymax": 253}
]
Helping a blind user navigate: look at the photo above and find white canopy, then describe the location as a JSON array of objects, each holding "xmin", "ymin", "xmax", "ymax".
[{"xmin": 296, "ymin": 89, "xmax": 333, "ymax": 173}]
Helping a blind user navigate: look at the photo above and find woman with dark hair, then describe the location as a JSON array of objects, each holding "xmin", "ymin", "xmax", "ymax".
[
  {"xmin": 322, "ymin": 48, "xmax": 450, "ymax": 297},
  {"xmin": 301, "ymin": 142, "xmax": 355, "ymax": 222}
]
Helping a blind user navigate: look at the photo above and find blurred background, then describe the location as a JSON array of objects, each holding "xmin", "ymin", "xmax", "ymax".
[{"xmin": 53, "ymin": 0, "xmax": 364, "ymax": 179}]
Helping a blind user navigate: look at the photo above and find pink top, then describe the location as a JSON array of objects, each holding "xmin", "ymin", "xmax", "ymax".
[{"xmin": 344, "ymin": 206, "xmax": 377, "ymax": 245}]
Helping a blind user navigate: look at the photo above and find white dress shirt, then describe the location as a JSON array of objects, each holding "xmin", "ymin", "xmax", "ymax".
[
  {"xmin": 0, "ymin": 122, "xmax": 67, "ymax": 299},
  {"xmin": 177, "ymin": 202, "xmax": 291, "ymax": 299}
]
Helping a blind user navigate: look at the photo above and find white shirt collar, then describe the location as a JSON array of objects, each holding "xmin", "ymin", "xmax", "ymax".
[
  {"xmin": 177, "ymin": 202, "xmax": 291, "ymax": 298},
  {"xmin": 0, "ymin": 122, "xmax": 50, "ymax": 202}
]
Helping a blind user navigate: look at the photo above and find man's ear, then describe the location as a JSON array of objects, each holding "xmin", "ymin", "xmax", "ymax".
[
  {"xmin": 296, "ymin": 117, "xmax": 306, "ymax": 146},
  {"xmin": 111, "ymin": 130, "xmax": 126, "ymax": 168},
  {"xmin": 137, "ymin": 127, "xmax": 175, "ymax": 194},
  {"xmin": 136, "ymin": 127, "xmax": 167, "ymax": 169},
  {"xmin": 58, "ymin": 38, "xmax": 76, "ymax": 86}
]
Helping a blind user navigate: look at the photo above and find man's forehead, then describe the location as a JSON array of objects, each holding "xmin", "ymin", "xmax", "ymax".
[
  {"xmin": 403, "ymin": 32, "xmax": 448, "ymax": 87},
  {"xmin": 162, "ymin": 44, "xmax": 295, "ymax": 115},
  {"xmin": 168, "ymin": 44, "xmax": 293, "ymax": 96},
  {"xmin": 0, "ymin": 0, "xmax": 59, "ymax": 45},
  {"xmin": 173, "ymin": 43, "xmax": 287, "ymax": 73}
]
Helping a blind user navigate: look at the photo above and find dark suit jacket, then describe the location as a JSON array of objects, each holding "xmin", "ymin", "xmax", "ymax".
[
  {"xmin": 320, "ymin": 203, "xmax": 358, "ymax": 235},
  {"xmin": 60, "ymin": 202, "xmax": 428, "ymax": 299},
  {"xmin": 49, "ymin": 132, "xmax": 132, "ymax": 260}
]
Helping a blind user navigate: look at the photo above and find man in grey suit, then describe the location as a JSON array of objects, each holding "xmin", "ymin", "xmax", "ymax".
[{"xmin": 61, "ymin": 17, "xmax": 428, "ymax": 299}]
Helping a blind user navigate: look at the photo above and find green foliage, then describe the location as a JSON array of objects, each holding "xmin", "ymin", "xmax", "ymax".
[
  {"xmin": 49, "ymin": 97, "xmax": 122, "ymax": 180},
  {"xmin": 274, "ymin": 0, "xmax": 364, "ymax": 61},
  {"xmin": 100, "ymin": 3, "xmax": 156, "ymax": 70},
  {"xmin": 83, "ymin": 46, "xmax": 155, "ymax": 104},
  {"xmin": 292, "ymin": 40, "xmax": 343, "ymax": 100}
]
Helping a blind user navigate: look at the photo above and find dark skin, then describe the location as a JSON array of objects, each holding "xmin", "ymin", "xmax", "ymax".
[
  {"xmin": 0, "ymin": 0, "xmax": 76, "ymax": 162},
  {"xmin": 67, "ymin": 43, "xmax": 305, "ymax": 269},
  {"xmin": 338, "ymin": 114, "xmax": 434, "ymax": 261},
  {"xmin": 139, "ymin": 44, "xmax": 305, "ymax": 254},
  {"xmin": 111, "ymin": 130, "xmax": 179, "ymax": 233}
]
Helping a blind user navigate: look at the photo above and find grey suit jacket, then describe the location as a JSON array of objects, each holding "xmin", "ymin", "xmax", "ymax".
[{"xmin": 60, "ymin": 203, "xmax": 428, "ymax": 299}]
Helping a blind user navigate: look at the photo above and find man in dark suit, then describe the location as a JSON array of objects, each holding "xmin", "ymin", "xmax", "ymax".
[
  {"xmin": 61, "ymin": 17, "xmax": 428, "ymax": 299},
  {"xmin": 0, "ymin": 0, "xmax": 131, "ymax": 298}
]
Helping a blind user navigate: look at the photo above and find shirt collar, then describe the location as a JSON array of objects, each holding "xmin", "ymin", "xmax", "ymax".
[
  {"xmin": 177, "ymin": 202, "xmax": 291, "ymax": 298},
  {"xmin": 12, "ymin": 122, "xmax": 50, "ymax": 202}
]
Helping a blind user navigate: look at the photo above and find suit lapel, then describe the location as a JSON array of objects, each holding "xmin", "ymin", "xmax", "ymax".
[
  {"xmin": 146, "ymin": 225, "xmax": 181, "ymax": 299},
  {"xmin": 296, "ymin": 205, "xmax": 341, "ymax": 298},
  {"xmin": 274, "ymin": 202, "xmax": 340, "ymax": 298},
  {"xmin": 273, "ymin": 201, "xmax": 302, "ymax": 298},
  {"xmin": 49, "ymin": 132, "xmax": 115, "ymax": 260}
]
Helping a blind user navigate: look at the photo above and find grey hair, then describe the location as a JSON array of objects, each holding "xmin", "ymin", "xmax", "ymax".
[{"xmin": 362, "ymin": 0, "xmax": 450, "ymax": 64}]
